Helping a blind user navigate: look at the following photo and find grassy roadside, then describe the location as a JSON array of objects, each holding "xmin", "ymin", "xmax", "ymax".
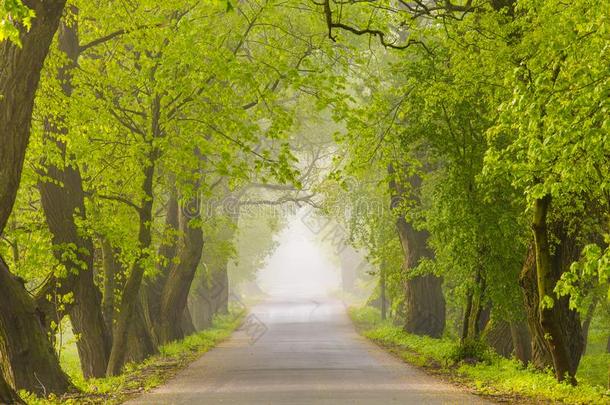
[
  {"xmin": 23, "ymin": 311, "xmax": 244, "ymax": 405},
  {"xmin": 349, "ymin": 306, "xmax": 610, "ymax": 405}
]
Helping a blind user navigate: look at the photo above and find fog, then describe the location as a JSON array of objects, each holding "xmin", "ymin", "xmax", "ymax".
[{"xmin": 257, "ymin": 211, "xmax": 342, "ymax": 299}]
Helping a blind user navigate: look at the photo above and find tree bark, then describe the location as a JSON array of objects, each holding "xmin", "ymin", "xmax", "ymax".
[
  {"xmin": 145, "ymin": 191, "xmax": 179, "ymax": 343},
  {"xmin": 483, "ymin": 318, "xmax": 513, "ymax": 357},
  {"xmin": 182, "ymin": 306, "xmax": 196, "ymax": 336},
  {"xmin": 519, "ymin": 244, "xmax": 553, "ymax": 369},
  {"xmin": 125, "ymin": 298, "xmax": 157, "ymax": 363},
  {"xmin": 0, "ymin": 0, "xmax": 66, "ymax": 233},
  {"xmin": 0, "ymin": 373, "xmax": 22, "ymax": 404},
  {"xmin": 101, "ymin": 238, "xmax": 121, "ymax": 339},
  {"xmin": 510, "ymin": 320, "xmax": 532, "ymax": 364},
  {"xmin": 158, "ymin": 205, "xmax": 204, "ymax": 344},
  {"xmin": 388, "ymin": 164, "xmax": 445, "ymax": 338},
  {"xmin": 106, "ymin": 159, "xmax": 155, "ymax": 376},
  {"xmin": 0, "ymin": 1, "xmax": 69, "ymax": 396},
  {"xmin": 35, "ymin": 13, "xmax": 111, "ymax": 378},
  {"xmin": 0, "ymin": 258, "xmax": 72, "ymax": 395},
  {"xmin": 189, "ymin": 279, "xmax": 215, "ymax": 331},
  {"xmin": 531, "ymin": 195, "xmax": 584, "ymax": 384}
]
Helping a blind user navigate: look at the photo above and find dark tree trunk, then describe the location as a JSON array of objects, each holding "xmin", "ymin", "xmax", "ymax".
[
  {"xmin": 0, "ymin": 373, "xmax": 22, "ymax": 404},
  {"xmin": 101, "ymin": 238, "xmax": 121, "ymax": 339},
  {"xmin": 461, "ymin": 290, "xmax": 474, "ymax": 341},
  {"xmin": 0, "ymin": 259, "xmax": 72, "ymax": 395},
  {"xmin": 182, "ymin": 307, "xmax": 196, "ymax": 337},
  {"xmin": 530, "ymin": 196, "xmax": 584, "ymax": 384},
  {"xmin": 483, "ymin": 318, "xmax": 513, "ymax": 357},
  {"xmin": 0, "ymin": 1, "xmax": 68, "ymax": 396},
  {"xmin": 145, "ymin": 191, "xmax": 179, "ymax": 344},
  {"xmin": 0, "ymin": 0, "xmax": 66, "ymax": 233},
  {"xmin": 606, "ymin": 334, "xmax": 610, "ymax": 353},
  {"xmin": 158, "ymin": 205, "xmax": 204, "ymax": 344},
  {"xmin": 106, "ymin": 159, "xmax": 155, "ymax": 376},
  {"xmin": 36, "ymin": 13, "xmax": 111, "ymax": 378},
  {"xmin": 125, "ymin": 299, "xmax": 157, "ymax": 363},
  {"xmin": 388, "ymin": 165, "xmax": 445, "ymax": 338},
  {"xmin": 510, "ymin": 320, "xmax": 532, "ymax": 364},
  {"xmin": 189, "ymin": 277, "xmax": 215, "ymax": 331},
  {"xmin": 519, "ymin": 244, "xmax": 554, "ymax": 369}
]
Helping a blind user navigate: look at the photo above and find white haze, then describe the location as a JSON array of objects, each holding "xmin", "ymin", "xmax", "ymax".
[{"xmin": 257, "ymin": 211, "xmax": 341, "ymax": 298}]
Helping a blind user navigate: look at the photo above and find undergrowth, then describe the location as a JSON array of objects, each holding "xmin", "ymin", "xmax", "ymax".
[
  {"xmin": 349, "ymin": 306, "xmax": 610, "ymax": 405},
  {"xmin": 22, "ymin": 311, "xmax": 243, "ymax": 405}
]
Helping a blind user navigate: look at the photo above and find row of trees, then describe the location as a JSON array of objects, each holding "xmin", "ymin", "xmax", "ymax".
[
  {"xmin": 0, "ymin": 0, "xmax": 331, "ymax": 402},
  {"xmin": 318, "ymin": 0, "xmax": 609, "ymax": 386}
]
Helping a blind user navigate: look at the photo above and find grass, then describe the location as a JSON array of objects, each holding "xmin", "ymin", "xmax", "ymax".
[
  {"xmin": 349, "ymin": 306, "xmax": 610, "ymax": 405},
  {"xmin": 22, "ymin": 311, "xmax": 244, "ymax": 404}
]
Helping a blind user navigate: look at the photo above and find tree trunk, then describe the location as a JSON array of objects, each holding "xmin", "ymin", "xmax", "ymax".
[
  {"xmin": 510, "ymin": 320, "xmax": 532, "ymax": 364},
  {"xmin": 0, "ymin": 258, "xmax": 72, "ymax": 395},
  {"xmin": 125, "ymin": 298, "xmax": 157, "ymax": 363},
  {"xmin": 461, "ymin": 290, "xmax": 474, "ymax": 341},
  {"xmin": 158, "ymin": 205, "xmax": 204, "ymax": 344},
  {"xmin": 0, "ymin": 2, "xmax": 68, "ymax": 395},
  {"xmin": 519, "ymin": 244, "xmax": 553, "ymax": 369},
  {"xmin": 106, "ymin": 160, "xmax": 155, "ymax": 376},
  {"xmin": 483, "ymin": 318, "xmax": 513, "ymax": 357},
  {"xmin": 388, "ymin": 165, "xmax": 445, "ymax": 338},
  {"xmin": 211, "ymin": 263, "xmax": 230, "ymax": 315},
  {"xmin": 0, "ymin": 0, "xmax": 66, "ymax": 233},
  {"xmin": 531, "ymin": 195, "xmax": 584, "ymax": 384},
  {"xmin": 35, "ymin": 13, "xmax": 111, "ymax": 378},
  {"xmin": 606, "ymin": 334, "xmax": 610, "ymax": 353},
  {"xmin": 145, "ymin": 191, "xmax": 179, "ymax": 344},
  {"xmin": 101, "ymin": 238, "xmax": 120, "ymax": 339},
  {"xmin": 380, "ymin": 263, "xmax": 387, "ymax": 321},
  {"xmin": 189, "ymin": 277, "xmax": 215, "ymax": 331},
  {"xmin": 182, "ymin": 307, "xmax": 196, "ymax": 337},
  {"xmin": 0, "ymin": 373, "xmax": 22, "ymax": 404}
]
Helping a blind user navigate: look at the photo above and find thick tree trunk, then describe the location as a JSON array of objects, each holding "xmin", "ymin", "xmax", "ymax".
[
  {"xmin": 36, "ymin": 14, "xmax": 111, "ymax": 378},
  {"xmin": 145, "ymin": 191, "xmax": 179, "ymax": 343},
  {"xmin": 531, "ymin": 195, "xmax": 584, "ymax": 384},
  {"xmin": 519, "ymin": 245, "xmax": 554, "ymax": 369},
  {"xmin": 510, "ymin": 320, "xmax": 532, "ymax": 364},
  {"xmin": 189, "ymin": 282, "xmax": 215, "ymax": 331},
  {"xmin": 0, "ymin": 2, "xmax": 68, "ymax": 396},
  {"xmin": 388, "ymin": 165, "xmax": 445, "ymax": 338},
  {"xmin": 125, "ymin": 299, "xmax": 157, "ymax": 363},
  {"xmin": 101, "ymin": 238, "xmax": 120, "ymax": 339},
  {"xmin": 483, "ymin": 318, "xmax": 513, "ymax": 357},
  {"xmin": 106, "ymin": 161, "xmax": 155, "ymax": 376},
  {"xmin": 0, "ymin": 373, "xmax": 22, "ymax": 404},
  {"xmin": 158, "ymin": 206, "xmax": 204, "ymax": 344},
  {"xmin": 0, "ymin": 0, "xmax": 66, "ymax": 233},
  {"xmin": 0, "ymin": 258, "xmax": 72, "ymax": 395},
  {"xmin": 182, "ymin": 307, "xmax": 196, "ymax": 337},
  {"xmin": 461, "ymin": 290, "xmax": 474, "ymax": 341}
]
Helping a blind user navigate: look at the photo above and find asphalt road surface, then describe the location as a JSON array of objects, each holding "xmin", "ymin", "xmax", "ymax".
[{"xmin": 128, "ymin": 297, "xmax": 493, "ymax": 404}]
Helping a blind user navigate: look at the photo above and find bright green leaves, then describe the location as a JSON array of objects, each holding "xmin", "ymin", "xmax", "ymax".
[{"xmin": 0, "ymin": 0, "xmax": 35, "ymax": 45}]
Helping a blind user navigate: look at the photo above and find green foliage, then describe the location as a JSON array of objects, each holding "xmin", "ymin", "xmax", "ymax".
[
  {"xmin": 350, "ymin": 306, "xmax": 610, "ymax": 404},
  {"xmin": 0, "ymin": 0, "xmax": 35, "ymax": 45}
]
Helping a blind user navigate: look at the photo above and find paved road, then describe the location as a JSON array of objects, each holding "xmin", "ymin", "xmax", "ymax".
[{"xmin": 128, "ymin": 297, "xmax": 492, "ymax": 404}]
